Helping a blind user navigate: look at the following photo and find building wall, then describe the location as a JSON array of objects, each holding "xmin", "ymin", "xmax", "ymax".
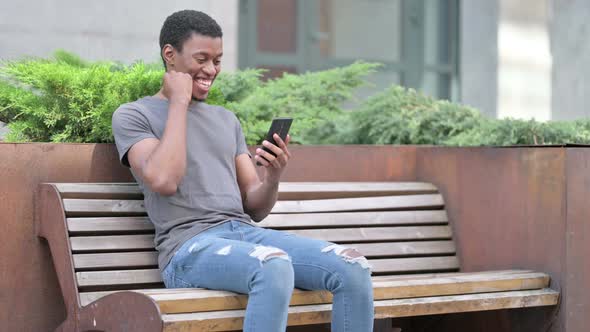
[
  {"xmin": 497, "ymin": 0, "xmax": 552, "ymax": 121},
  {"xmin": 460, "ymin": 0, "xmax": 590, "ymax": 122},
  {"xmin": 1, "ymin": 0, "xmax": 588, "ymax": 121},
  {"xmin": 0, "ymin": 0, "xmax": 239, "ymax": 71},
  {"xmin": 550, "ymin": 0, "xmax": 590, "ymax": 120},
  {"xmin": 459, "ymin": 0, "xmax": 499, "ymax": 118}
]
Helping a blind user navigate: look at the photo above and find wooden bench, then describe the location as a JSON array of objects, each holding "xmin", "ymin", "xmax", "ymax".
[{"xmin": 37, "ymin": 182, "xmax": 559, "ymax": 332}]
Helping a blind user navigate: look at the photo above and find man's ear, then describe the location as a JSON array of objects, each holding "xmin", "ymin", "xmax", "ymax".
[{"xmin": 162, "ymin": 44, "xmax": 176, "ymax": 69}]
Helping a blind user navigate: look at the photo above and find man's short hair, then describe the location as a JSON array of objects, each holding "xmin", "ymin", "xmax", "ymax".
[{"xmin": 159, "ymin": 10, "xmax": 223, "ymax": 68}]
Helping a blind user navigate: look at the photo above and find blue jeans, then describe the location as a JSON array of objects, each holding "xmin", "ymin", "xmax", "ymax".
[{"xmin": 162, "ymin": 220, "xmax": 374, "ymax": 332}]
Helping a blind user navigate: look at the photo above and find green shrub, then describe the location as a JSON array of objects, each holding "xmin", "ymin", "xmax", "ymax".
[
  {"xmin": 0, "ymin": 52, "xmax": 162, "ymax": 142},
  {"xmin": 329, "ymin": 85, "xmax": 483, "ymax": 145},
  {"xmin": 323, "ymin": 84, "xmax": 590, "ymax": 146},
  {"xmin": 2, "ymin": 51, "xmax": 589, "ymax": 146},
  {"xmin": 447, "ymin": 118, "xmax": 590, "ymax": 146},
  {"xmin": 228, "ymin": 62, "xmax": 379, "ymax": 145},
  {"xmin": 0, "ymin": 51, "xmax": 377, "ymax": 144}
]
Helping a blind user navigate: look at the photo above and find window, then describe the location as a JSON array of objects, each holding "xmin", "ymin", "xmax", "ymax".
[{"xmin": 239, "ymin": 0, "xmax": 459, "ymax": 101}]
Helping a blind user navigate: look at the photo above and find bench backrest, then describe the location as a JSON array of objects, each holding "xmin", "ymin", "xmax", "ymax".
[{"xmin": 53, "ymin": 182, "xmax": 457, "ymax": 306}]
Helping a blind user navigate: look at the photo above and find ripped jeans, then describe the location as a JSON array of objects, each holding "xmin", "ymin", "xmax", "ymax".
[{"xmin": 162, "ymin": 220, "xmax": 374, "ymax": 332}]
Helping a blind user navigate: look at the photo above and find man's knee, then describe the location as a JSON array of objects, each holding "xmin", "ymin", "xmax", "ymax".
[
  {"xmin": 322, "ymin": 244, "xmax": 373, "ymax": 272},
  {"xmin": 250, "ymin": 246, "xmax": 295, "ymax": 295},
  {"xmin": 249, "ymin": 245, "xmax": 291, "ymax": 264},
  {"xmin": 322, "ymin": 244, "xmax": 373, "ymax": 290}
]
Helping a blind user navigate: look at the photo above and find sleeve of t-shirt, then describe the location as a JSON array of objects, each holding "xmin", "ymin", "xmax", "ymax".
[
  {"xmin": 112, "ymin": 104, "xmax": 157, "ymax": 167},
  {"xmin": 235, "ymin": 117, "xmax": 251, "ymax": 158}
]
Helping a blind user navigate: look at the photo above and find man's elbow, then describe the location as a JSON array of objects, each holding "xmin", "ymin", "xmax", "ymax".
[
  {"xmin": 245, "ymin": 207, "xmax": 269, "ymax": 223},
  {"xmin": 146, "ymin": 175, "xmax": 179, "ymax": 196},
  {"xmin": 140, "ymin": 164, "xmax": 182, "ymax": 196},
  {"xmin": 250, "ymin": 214, "xmax": 265, "ymax": 223}
]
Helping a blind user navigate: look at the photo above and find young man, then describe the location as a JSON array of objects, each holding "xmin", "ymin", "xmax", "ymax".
[{"xmin": 112, "ymin": 10, "xmax": 373, "ymax": 332}]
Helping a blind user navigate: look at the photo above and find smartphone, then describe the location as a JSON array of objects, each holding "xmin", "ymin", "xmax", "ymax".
[{"xmin": 256, "ymin": 117, "xmax": 293, "ymax": 166}]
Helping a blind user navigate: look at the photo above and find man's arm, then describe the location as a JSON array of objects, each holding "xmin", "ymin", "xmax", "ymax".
[
  {"xmin": 127, "ymin": 71, "xmax": 193, "ymax": 196},
  {"xmin": 236, "ymin": 134, "xmax": 291, "ymax": 221}
]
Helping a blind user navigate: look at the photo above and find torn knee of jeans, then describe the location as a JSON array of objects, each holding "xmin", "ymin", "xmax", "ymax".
[
  {"xmin": 216, "ymin": 245, "xmax": 232, "ymax": 256},
  {"xmin": 188, "ymin": 243, "xmax": 199, "ymax": 253},
  {"xmin": 322, "ymin": 244, "xmax": 373, "ymax": 271},
  {"xmin": 249, "ymin": 245, "xmax": 291, "ymax": 264}
]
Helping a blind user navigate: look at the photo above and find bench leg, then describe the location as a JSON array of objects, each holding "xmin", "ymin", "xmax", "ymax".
[
  {"xmin": 78, "ymin": 291, "xmax": 162, "ymax": 332},
  {"xmin": 374, "ymin": 318, "xmax": 402, "ymax": 332}
]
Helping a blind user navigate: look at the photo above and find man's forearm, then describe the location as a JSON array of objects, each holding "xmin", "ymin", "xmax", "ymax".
[
  {"xmin": 243, "ymin": 179, "xmax": 280, "ymax": 222},
  {"xmin": 142, "ymin": 102, "xmax": 188, "ymax": 194}
]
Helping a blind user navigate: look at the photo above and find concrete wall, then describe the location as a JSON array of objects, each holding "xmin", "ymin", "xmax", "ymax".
[
  {"xmin": 498, "ymin": 0, "xmax": 552, "ymax": 121},
  {"xmin": 466, "ymin": 0, "xmax": 589, "ymax": 121},
  {"xmin": 550, "ymin": 0, "xmax": 590, "ymax": 120},
  {"xmin": 459, "ymin": 0, "xmax": 499, "ymax": 118},
  {"xmin": 0, "ymin": 0, "xmax": 239, "ymax": 71}
]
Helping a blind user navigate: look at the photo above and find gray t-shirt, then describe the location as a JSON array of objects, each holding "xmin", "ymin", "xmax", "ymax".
[{"xmin": 112, "ymin": 96, "xmax": 254, "ymax": 270}]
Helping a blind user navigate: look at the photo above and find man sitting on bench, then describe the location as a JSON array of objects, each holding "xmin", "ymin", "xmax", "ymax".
[{"xmin": 112, "ymin": 9, "xmax": 373, "ymax": 332}]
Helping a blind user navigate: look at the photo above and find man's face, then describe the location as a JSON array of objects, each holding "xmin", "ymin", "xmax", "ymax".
[{"xmin": 170, "ymin": 33, "xmax": 223, "ymax": 101}]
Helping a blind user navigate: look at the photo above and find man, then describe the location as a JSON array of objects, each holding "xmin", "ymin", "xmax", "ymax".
[{"xmin": 112, "ymin": 9, "xmax": 373, "ymax": 332}]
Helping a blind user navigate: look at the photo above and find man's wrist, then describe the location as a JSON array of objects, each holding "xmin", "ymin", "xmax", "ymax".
[
  {"xmin": 262, "ymin": 175, "xmax": 280, "ymax": 189},
  {"xmin": 169, "ymin": 98, "xmax": 190, "ymax": 110}
]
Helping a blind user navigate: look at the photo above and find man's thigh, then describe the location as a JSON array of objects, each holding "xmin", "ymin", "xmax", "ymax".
[{"xmin": 163, "ymin": 234, "xmax": 289, "ymax": 293}]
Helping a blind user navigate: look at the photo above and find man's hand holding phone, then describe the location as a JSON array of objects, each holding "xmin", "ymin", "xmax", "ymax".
[{"xmin": 255, "ymin": 118, "xmax": 293, "ymax": 183}]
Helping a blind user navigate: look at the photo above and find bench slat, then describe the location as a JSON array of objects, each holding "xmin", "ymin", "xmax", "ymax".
[
  {"xmin": 62, "ymin": 194, "xmax": 444, "ymax": 216},
  {"xmin": 69, "ymin": 226, "xmax": 452, "ymax": 252},
  {"xmin": 370, "ymin": 256, "xmax": 459, "ymax": 274},
  {"xmin": 63, "ymin": 199, "xmax": 145, "ymax": 217},
  {"xmin": 77, "ymin": 270, "xmax": 542, "ymax": 306},
  {"xmin": 72, "ymin": 241, "xmax": 457, "ymax": 270},
  {"xmin": 68, "ymin": 217, "xmax": 154, "ymax": 233},
  {"xmin": 289, "ymin": 226, "xmax": 452, "ymax": 242},
  {"xmin": 75, "ymin": 256, "xmax": 459, "ymax": 287},
  {"xmin": 54, "ymin": 182, "xmax": 438, "ymax": 200},
  {"xmin": 70, "ymin": 235, "xmax": 154, "ymax": 252},
  {"xmin": 277, "ymin": 182, "xmax": 438, "ymax": 200},
  {"xmin": 273, "ymin": 194, "xmax": 444, "ymax": 213},
  {"xmin": 66, "ymin": 210, "xmax": 449, "ymax": 234},
  {"xmin": 347, "ymin": 241, "xmax": 456, "ymax": 257},
  {"xmin": 54, "ymin": 183, "xmax": 143, "ymax": 199},
  {"xmin": 160, "ymin": 289, "xmax": 559, "ymax": 331},
  {"xmin": 73, "ymin": 251, "xmax": 158, "ymax": 269},
  {"xmin": 259, "ymin": 210, "xmax": 448, "ymax": 228},
  {"xmin": 371, "ymin": 269, "xmax": 536, "ymax": 281},
  {"xmin": 76, "ymin": 269, "xmax": 162, "ymax": 287},
  {"xmin": 374, "ymin": 288, "xmax": 559, "ymax": 318}
]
